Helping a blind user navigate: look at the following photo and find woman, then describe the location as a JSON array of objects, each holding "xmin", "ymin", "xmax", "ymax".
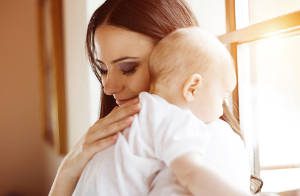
[{"xmin": 49, "ymin": 0, "xmax": 240, "ymax": 195}]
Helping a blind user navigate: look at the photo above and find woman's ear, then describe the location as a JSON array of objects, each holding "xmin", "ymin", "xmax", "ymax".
[{"xmin": 182, "ymin": 73, "xmax": 202, "ymax": 102}]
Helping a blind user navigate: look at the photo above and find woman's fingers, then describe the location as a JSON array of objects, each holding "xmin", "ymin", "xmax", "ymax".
[
  {"xmin": 87, "ymin": 134, "xmax": 118, "ymax": 157},
  {"xmin": 105, "ymin": 102, "xmax": 140, "ymax": 124},
  {"xmin": 119, "ymin": 97, "xmax": 139, "ymax": 107},
  {"xmin": 85, "ymin": 116, "xmax": 134, "ymax": 144},
  {"xmin": 82, "ymin": 134, "xmax": 118, "ymax": 158},
  {"xmin": 97, "ymin": 116, "xmax": 133, "ymax": 140},
  {"xmin": 77, "ymin": 98, "xmax": 140, "ymax": 162},
  {"xmin": 83, "ymin": 99, "xmax": 140, "ymax": 146}
]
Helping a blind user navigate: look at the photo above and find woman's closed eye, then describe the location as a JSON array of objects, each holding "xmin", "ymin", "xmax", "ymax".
[
  {"xmin": 95, "ymin": 59, "xmax": 139, "ymax": 77},
  {"xmin": 118, "ymin": 61, "xmax": 139, "ymax": 75},
  {"xmin": 95, "ymin": 61, "xmax": 108, "ymax": 76}
]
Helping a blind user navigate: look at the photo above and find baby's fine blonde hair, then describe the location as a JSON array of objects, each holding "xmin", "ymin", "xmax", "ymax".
[{"xmin": 149, "ymin": 27, "xmax": 236, "ymax": 89}]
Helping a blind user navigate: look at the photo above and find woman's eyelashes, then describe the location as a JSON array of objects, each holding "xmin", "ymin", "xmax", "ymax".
[
  {"xmin": 117, "ymin": 61, "xmax": 139, "ymax": 75},
  {"xmin": 96, "ymin": 64, "xmax": 108, "ymax": 75},
  {"xmin": 95, "ymin": 60, "xmax": 139, "ymax": 76},
  {"xmin": 95, "ymin": 60, "xmax": 108, "ymax": 75}
]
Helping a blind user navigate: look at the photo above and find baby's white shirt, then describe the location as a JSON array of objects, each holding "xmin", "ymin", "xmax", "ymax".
[
  {"xmin": 149, "ymin": 119, "xmax": 250, "ymax": 195},
  {"xmin": 73, "ymin": 92, "xmax": 250, "ymax": 196}
]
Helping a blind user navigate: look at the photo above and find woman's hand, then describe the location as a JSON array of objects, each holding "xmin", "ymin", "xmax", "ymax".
[{"xmin": 49, "ymin": 98, "xmax": 140, "ymax": 196}]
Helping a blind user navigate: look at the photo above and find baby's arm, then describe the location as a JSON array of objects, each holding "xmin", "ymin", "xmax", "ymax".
[{"xmin": 170, "ymin": 152, "xmax": 251, "ymax": 196}]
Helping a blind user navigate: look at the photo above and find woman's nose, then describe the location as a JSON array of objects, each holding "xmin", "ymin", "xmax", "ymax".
[{"xmin": 102, "ymin": 74, "xmax": 122, "ymax": 95}]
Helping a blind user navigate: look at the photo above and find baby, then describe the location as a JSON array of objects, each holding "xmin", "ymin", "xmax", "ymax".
[{"xmin": 73, "ymin": 27, "xmax": 250, "ymax": 196}]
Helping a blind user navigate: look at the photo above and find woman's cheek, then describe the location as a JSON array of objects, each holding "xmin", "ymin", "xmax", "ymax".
[{"xmin": 132, "ymin": 69, "xmax": 151, "ymax": 93}]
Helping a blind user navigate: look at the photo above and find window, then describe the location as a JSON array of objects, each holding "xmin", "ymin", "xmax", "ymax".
[
  {"xmin": 220, "ymin": 0, "xmax": 300, "ymax": 193},
  {"xmin": 249, "ymin": 0, "xmax": 300, "ymax": 25},
  {"xmin": 238, "ymin": 34, "xmax": 300, "ymax": 192}
]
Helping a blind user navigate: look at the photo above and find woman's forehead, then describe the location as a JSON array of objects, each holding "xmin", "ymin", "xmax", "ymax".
[{"xmin": 94, "ymin": 25, "xmax": 155, "ymax": 62}]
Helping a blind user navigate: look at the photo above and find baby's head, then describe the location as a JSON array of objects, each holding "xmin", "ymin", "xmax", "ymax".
[{"xmin": 149, "ymin": 27, "xmax": 236, "ymax": 123}]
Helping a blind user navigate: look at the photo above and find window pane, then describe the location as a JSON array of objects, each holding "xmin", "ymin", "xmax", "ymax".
[
  {"xmin": 238, "ymin": 34, "xmax": 300, "ymax": 191},
  {"xmin": 249, "ymin": 0, "xmax": 300, "ymax": 24},
  {"xmin": 187, "ymin": 0, "xmax": 226, "ymax": 35},
  {"xmin": 260, "ymin": 168, "xmax": 300, "ymax": 192}
]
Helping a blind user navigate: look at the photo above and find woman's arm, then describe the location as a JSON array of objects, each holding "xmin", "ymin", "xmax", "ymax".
[
  {"xmin": 49, "ymin": 98, "xmax": 140, "ymax": 196},
  {"xmin": 171, "ymin": 152, "xmax": 252, "ymax": 196}
]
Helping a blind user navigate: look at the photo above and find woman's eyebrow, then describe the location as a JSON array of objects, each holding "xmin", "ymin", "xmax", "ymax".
[
  {"xmin": 111, "ymin": 57, "xmax": 139, "ymax": 64},
  {"xmin": 96, "ymin": 57, "xmax": 139, "ymax": 65}
]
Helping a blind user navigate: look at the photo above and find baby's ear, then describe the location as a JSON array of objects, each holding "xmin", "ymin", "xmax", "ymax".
[{"xmin": 183, "ymin": 73, "xmax": 202, "ymax": 102}]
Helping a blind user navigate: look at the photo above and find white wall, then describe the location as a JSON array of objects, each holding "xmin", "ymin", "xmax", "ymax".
[
  {"xmin": 187, "ymin": 0, "xmax": 227, "ymax": 35},
  {"xmin": 86, "ymin": 0, "xmax": 104, "ymax": 126},
  {"xmin": 63, "ymin": 0, "xmax": 90, "ymax": 150}
]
